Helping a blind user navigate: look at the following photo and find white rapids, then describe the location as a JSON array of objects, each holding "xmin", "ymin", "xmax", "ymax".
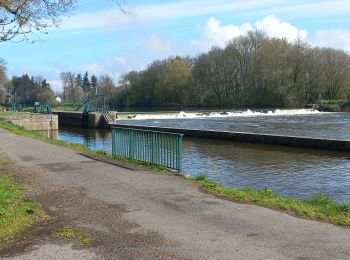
[{"xmin": 126, "ymin": 109, "xmax": 322, "ymax": 120}]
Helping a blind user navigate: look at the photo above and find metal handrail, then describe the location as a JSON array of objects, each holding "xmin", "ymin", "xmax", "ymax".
[{"xmin": 111, "ymin": 127, "xmax": 183, "ymax": 172}]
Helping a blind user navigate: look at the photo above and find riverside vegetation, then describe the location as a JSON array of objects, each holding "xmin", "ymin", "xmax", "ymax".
[{"xmin": 1, "ymin": 118, "xmax": 350, "ymax": 226}]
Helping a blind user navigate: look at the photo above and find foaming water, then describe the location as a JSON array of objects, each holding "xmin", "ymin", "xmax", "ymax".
[
  {"xmin": 129, "ymin": 109, "xmax": 321, "ymax": 120},
  {"xmin": 118, "ymin": 112, "xmax": 350, "ymax": 140}
]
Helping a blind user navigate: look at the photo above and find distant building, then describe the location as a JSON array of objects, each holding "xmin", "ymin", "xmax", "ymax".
[{"xmin": 55, "ymin": 96, "xmax": 62, "ymax": 103}]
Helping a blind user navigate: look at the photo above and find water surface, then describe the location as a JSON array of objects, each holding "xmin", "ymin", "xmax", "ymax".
[
  {"xmin": 57, "ymin": 120, "xmax": 350, "ymax": 202},
  {"xmin": 117, "ymin": 112, "xmax": 350, "ymax": 140}
]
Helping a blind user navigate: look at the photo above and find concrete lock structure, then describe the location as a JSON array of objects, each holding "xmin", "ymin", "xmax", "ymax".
[{"xmin": 1, "ymin": 114, "xmax": 58, "ymax": 131}]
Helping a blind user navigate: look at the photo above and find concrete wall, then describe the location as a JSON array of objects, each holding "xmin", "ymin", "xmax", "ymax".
[
  {"xmin": 54, "ymin": 112, "xmax": 85, "ymax": 127},
  {"xmin": 1, "ymin": 114, "xmax": 58, "ymax": 131},
  {"xmin": 54, "ymin": 112, "xmax": 115, "ymax": 128},
  {"xmin": 88, "ymin": 113, "xmax": 109, "ymax": 128},
  {"xmin": 112, "ymin": 124, "xmax": 350, "ymax": 152}
]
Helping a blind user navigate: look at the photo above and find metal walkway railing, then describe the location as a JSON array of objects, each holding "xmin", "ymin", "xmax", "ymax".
[{"xmin": 111, "ymin": 127, "xmax": 183, "ymax": 172}]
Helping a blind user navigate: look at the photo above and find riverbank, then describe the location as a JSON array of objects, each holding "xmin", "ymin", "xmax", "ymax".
[
  {"xmin": 1, "ymin": 118, "xmax": 350, "ymax": 226},
  {"xmin": 1, "ymin": 125, "xmax": 350, "ymax": 259},
  {"xmin": 307, "ymin": 100, "xmax": 350, "ymax": 112}
]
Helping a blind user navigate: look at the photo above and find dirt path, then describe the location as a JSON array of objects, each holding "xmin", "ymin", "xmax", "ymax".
[{"xmin": 1, "ymin": 127, "xmax": 350, "ymax": 259}]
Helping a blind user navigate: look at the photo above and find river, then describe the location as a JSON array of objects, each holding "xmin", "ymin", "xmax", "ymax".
[{"xmin": 55, "ymin": 110, "xmax": 350, "ymax": 202}]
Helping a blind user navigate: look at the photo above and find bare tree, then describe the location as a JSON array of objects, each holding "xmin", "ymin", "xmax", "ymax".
[
  {"xmin": 0, "ymin": 0, "xmax": 125, "ymax": 42},
  {"xmin": 60, "ymin": 72, "xmax": 75, "ymax": 103},
  {"xmin": 0, "ymin": 58, "xmax": 6, "ymax": 102}
]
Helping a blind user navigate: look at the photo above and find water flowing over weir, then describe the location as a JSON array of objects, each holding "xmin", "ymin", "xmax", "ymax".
[
  {"xmin": 55, "ymin": 110, "xmax": 350, "ymax": 202},
  {"xmin": 115, "ymin": 109, "xmax": 350, "ymax": 141},
  {"xmin": 116, "ymin": 108, "xmax": 321, "ymax": 120}
]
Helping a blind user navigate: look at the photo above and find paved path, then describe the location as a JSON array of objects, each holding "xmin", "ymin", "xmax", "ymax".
[{"xmin": 1, "ymin": 128, "xmax": 350, "ymax": 259}]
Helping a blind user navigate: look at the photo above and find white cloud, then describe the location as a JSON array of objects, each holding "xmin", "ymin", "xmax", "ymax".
[
  {"xmin": 56, "ymin": 0, "xmax": 350, "ymax": 32},
  {"xmin": 269, "ymin": 0, "xmax": 350, "ymax": 19},
  {"xmin": 142, "ymin": 36, "xmax": 173, "ymax": 53},
  {"xmin": 191, "ymin": 17, "xmax": 252, "ymax": 50},
  {"xmin": 115, "ymin": 57, "xmax": 126, "ymax": 64},
  {"xmin": 255, "ymin": 15, "xmax": 307, "ymax": 42},
  {"xmin": 58, "ymin": 0, "xmax": 280, "ymax": 31},
  {"xmin": 192, "ymin": 15, "xmax": 307, "ymax": 51},
  {"xmin": 83, "ymin": 63, "xmax": 104, "ymax": 74},
  {"xmin": 312, "ymin": 29, "xmax": 350, "ymax": 52}
]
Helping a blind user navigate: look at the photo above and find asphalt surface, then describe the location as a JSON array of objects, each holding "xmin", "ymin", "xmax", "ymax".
[{"xmin": 1, "ymin": 127, "xmax": 350, "ymax": 259}]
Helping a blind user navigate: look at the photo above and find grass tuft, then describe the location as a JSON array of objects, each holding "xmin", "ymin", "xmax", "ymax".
[
  {"xmin": 55, "ymin": 226, "xmax": 93, "ymax": 246},
  {"xmin": 193, "ymin": 174, "xmax": 208, "ymax": 181},
  {"xmin": 0, "ymin": 176, "xmax": 48, "ymax": 247}
]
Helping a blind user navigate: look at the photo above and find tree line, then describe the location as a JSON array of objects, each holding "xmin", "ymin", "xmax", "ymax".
[
  {"xmin": 60, "ymin": 71, "xmax": 119, "ymax": 105},
  {"xmin": 2, "ymin": 30, "xmax": 350, "ymax": 109},
  {"xmin": 117, "ymin": 31, "xmax": 350, "ymax": 108},
  {"xmin": 0, "ymin": 72, "xmax": 56, "ymax": 105}
]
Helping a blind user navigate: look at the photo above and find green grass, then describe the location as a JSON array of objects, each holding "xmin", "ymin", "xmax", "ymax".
[
  {"xmin": 54, "ymin": 106, "xmax": 78, "ymax": 112},
  {"xmin": 54, "ymin": 226, "xmax": 93, "ymax": 246},
  {"xmin": 0, "ymin": 176, "xmax": 48, "ymax": 247},
  {"xmin": 0, "ymin": 111, "xmax": 34, "ymax": 116},
  {"xmin": 190, "ymin": 175, "xmax": 350, "ymax": 226},
  {"xmin": 1, "ymin": 118, "xmax": 350, "ymax": 226},
  {"xmin": 318, "ymin": 100, "xmax": 350, "ymax": 112}
]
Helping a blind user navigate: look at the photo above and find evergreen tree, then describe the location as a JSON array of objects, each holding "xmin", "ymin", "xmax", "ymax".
[
  {"xmin": 41, "ymin": 79, "xmax": 50, "ymax": 88},
  {"xmin": 75, "ymin": 74, "xmax": 82, "ymax": 89},
  {"xmin": 91, "ymin": 75, "xmax": 98, "ymax": 88},
  {"xmin": 82, "ymin": 71, "xmax": 91, "ymax": 93},
  {"xmin": 90, "ymin": 74, "xmax": 98, "ymax": 95}
]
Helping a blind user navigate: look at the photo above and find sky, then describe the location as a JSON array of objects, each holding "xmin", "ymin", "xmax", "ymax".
[{"xmin": 1, "ymin": 0, "xmax": 350, "ymax": 92}]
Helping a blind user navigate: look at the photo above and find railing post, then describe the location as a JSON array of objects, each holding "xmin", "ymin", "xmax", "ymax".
[
  {"xmin": 151, "ymin": 133, "xmax": 155, "ymax": 164},
  {"xmin": 177, "ymin": 135, "xmax": 182, "ymax": 173},
  {"xmin": 128, "ymin": 129, "xmax": 132, "ymax": 158},
  {"xmin": 112, "ymin": 128, "xmax": 116, "ymax": 156}
]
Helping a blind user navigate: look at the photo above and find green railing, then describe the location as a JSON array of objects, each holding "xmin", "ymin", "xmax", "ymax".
[
  {"xmin": 111, "ymin": 127, "xmax": 183, "ymax": 172},
  {"xmin": 83, "ymin": 103, "xmax": 110, "ymax": 113},
  {"xmin": 12, "ymin": 103, "xmax": 27, "ymax": 112},
  {"xmin": 34, "ymin": 103, "xmax": 52, "ymax": 114}
]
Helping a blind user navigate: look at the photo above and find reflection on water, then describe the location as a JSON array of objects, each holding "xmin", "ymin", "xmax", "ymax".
[
  {"xmin": 183, "ymin": 138, "xmax": 350, "ymax": 201},
  {"xmin": 57, "ymin": 126, "xmax": 350, "ymax": 202},
  {"xmin": 59, "ymin": 127, "xmax": 112, "ymax": 153},
  {"xmin": 36, "ymin": 130, "xmax": 59, "ymax": 139}
]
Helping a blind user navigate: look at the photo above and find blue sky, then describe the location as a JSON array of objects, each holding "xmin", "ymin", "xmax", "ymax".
[{"xmin": 1, "ymin": 0, "xmax": 350, "ymax": 92}]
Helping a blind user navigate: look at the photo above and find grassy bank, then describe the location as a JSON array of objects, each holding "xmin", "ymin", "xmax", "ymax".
[
  {"xmin": 0, "ymin": 170, "xmax": 48, "ymax": 247},
  {"xmin": 191, "ymin": 175, "xmax": 350, "ymax": 226},
  {"xmin": 317, "ymin": 100, "xmax": 350, "ymax": 112},
  {"xmin": 0, "ymin": 111, "xmax": 34, "ymax": 117},
  {"xmin": 1, "ymin": 118, "xmax": 350, "ymax": 226}
]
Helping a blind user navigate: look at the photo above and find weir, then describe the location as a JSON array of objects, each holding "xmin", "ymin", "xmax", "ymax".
[{"xmin": 110, "ymin": 123, "xmax": 350, "ymax": 152}]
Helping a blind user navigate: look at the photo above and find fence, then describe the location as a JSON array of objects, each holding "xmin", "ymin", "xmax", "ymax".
[
  {"xmin": 111, "ymin": 127, "xmax": 183, "ymax": 172},
  {"xmin": 34, "ymin": 103, "xmax": 52, "ymax": 114},
  {"xmin": 83, "ymin": 103, "xmax": 110, "ymax": 113}
]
